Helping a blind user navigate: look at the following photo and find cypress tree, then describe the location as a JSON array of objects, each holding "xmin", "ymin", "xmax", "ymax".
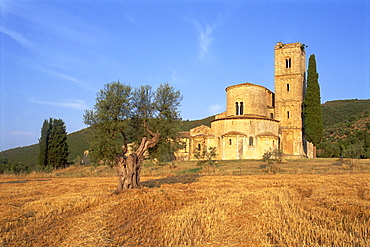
[
  {"xmin": 38, "ymin": 119, "xmax": 50, "ymax": 169},
  {"xmin": 303, "ymin": 54, "xmax": 323, "ymax": 147},
  {"xmin": 47, "ymin": 118, "xmax": 69, "ymax": 169}
]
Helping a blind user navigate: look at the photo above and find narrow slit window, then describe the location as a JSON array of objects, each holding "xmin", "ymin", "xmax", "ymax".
[
  {"xmin": 229, "ymin": 139, "xmax": 232, "ymax": 145},
  {"xmin": 240, "ymin": 102, "xmax": 244, "ymax": 115},
  {"xmin": 197, "ymin": 143, "xmax": 201, "ymax": 150},
  {"xmin": 286, "ymin": 58, "xmax": 291, "ymax": 68},
  {"xmin": 249, "ymin": 137, "xmax": 254, "ymax": 146},
  {"xmin": 287, "ymin": 84, "xmax": 290, "ymax": 92},
  {"xmin": 287, "ymin": 111, "xmax": 290, "ymax": 119},
  {"xmin": 235, "ymin": 102, "xmax": 239, "ymax": 115}
]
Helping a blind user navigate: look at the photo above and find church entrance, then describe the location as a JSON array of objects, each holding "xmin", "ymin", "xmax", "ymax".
[{"xmin": 282, "ymin": 130, "xmax": 293, "ymax": 154}]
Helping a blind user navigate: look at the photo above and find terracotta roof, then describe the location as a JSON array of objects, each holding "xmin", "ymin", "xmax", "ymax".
[
  {"xmin": 212, "ymin": 116, "xmax": 279, "ymax": 123},
  {"xmin": 178, "ymin": 132, "xmax": 190, "ymax": 138},
  {"xmin": 191, "ymin": 134, "xmax": 216, "ymax": 139},
  {"xmin": 221, "ymin": 131, "xmax": 247, "ymax": 137}
]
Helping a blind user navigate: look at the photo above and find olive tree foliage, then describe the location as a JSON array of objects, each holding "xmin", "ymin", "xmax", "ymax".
[
  {"xmin": 83, "ymin": 83, "xmax": 132, "ymax": 166},
  {"xmin": 83, "ymin": 81, "xmax": 182, "ymax": 191}
]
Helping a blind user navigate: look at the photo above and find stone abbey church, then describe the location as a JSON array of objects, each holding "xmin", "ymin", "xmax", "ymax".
[{"xmin": 178, "ymin": 42, "xmax": 314, "ymax": 160}]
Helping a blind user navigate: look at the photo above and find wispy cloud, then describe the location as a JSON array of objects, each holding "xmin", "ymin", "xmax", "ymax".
[
  {"xmin": 31, "ymin": 99, "xmax": 87, "ymax": 111},
  {"xmin": 209, "ymin": 104, "xmax": 224, "ymax": 115},
  {"xmin": 187, "ymin": 19, "xmax": 218, "ymax": 61},
  {"xmin": 46, "ymin": 70, "xmax": 84, "ymax": 86},
  {"xmin": 0, "ymin": 26, "xmax": 37, "ymax": 51},
  {"xmin": 41, "ymin": 69, "xmax": 96, "ymax": 92},
  {"xmin": 168, "ymin": 67, "xmax": 178, "ymax": 83},
  {"xmin": 0, "ymin": 0, "xmax": 13, "ymax": 16}
]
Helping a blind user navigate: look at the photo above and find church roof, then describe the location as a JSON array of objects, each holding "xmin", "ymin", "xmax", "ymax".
[
  {"xmin": 221, "ymin": 131, "xmax": 247, "ymax": 137},
  {"xmin": 178, "ymin": 132, "xmax": 190, "ymax": 138},
  {"xmin": 225, "ymin": 82, "xmax": 272, "ymax": 93},
  {"xmin": 212, "ymin": 115, "xmax": 279, "ymax": 123}
]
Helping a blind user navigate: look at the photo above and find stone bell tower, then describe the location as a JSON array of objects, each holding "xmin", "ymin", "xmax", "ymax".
[{"xmin": 274, "ymin": 42, "xmax": 307, "ymax": 157}]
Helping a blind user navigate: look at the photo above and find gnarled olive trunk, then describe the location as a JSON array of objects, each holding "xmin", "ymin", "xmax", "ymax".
[
  {"xmin": 116, "ymin": 153, "xmax": 140, "ymax": 190},
  {"xmin": 114, "ymin": 127, "xmax": 160, "ymax": 193}
]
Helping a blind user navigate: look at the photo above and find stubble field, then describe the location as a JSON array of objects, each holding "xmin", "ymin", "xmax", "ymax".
[{"xmin": 1, "ymin": 160, "xmax": 370, "ymax": 246}]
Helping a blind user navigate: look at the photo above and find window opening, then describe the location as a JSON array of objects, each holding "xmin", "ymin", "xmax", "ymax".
[
  {"xmin": 249, "ymin": 137, "xmax": 254, "ymax": 146},
  {"xmin": 235, "ymin": 102, "xmax": 239, "ymax": 115},
  {"xmin": 197, "ymin": 143, "xmax": 201, "ymax": 150},
  {"xmin": 285, "ymin": 58, "xmax": 291, "ymax": 68},
  {"xmin": 270, "ymin": 113, "xmax": 274, "ymax": 119},
  {"xmin": 287, "ymin": 111, "xmax": 290, "ymax": 119},
  {"xmin": 287, "ymin": 84, "xmax": 290, "ymax": 92},
  {"xmin": 240, "ymin": 102, "xmax": 244, "ymax": 115},
  {"xmin": 229, "ymin": 139, "xmax": 232, "ymax": 145}
]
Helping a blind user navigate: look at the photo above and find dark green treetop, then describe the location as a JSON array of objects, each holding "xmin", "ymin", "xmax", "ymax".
[
  {"xmin": 303, "ymin": 54, "xmax": 323, "ymax": 146},
  {"xmin": 37, "ymin": 118, "xmax": 69, "ymax": 170},
  {"xmin": 38, "ymin": 119, "xmax": 50, "ymax": 168},
  {"xmin": 47, "ymin": 118, "xmax": 69, "ymax": 169}
]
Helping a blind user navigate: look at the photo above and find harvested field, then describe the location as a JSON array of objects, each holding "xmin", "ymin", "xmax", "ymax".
[{"xmin": 1, "ymin": 170, "xmax": 369, "ymax": 246}]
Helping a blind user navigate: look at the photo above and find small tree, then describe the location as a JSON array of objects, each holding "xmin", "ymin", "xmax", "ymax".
[
  {"xmin": 83, "ymin": 82, "xmax": 182, "ymax": 192},
  {"xmin": 193, "ymin": 142, "xmax": 218, "ymax": 173},
  {"xmin": 303, "ymin": 54, "xmax": 323, "ymax": 157},
  {"xmin": 262, "ymin": 148, "xmax": 283, "ymax": 174}
]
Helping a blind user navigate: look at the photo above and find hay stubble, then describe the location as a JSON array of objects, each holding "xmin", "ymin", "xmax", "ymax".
[{"xmin": 1, "ymin": 174, "xmax": 369, "ymax": 246}]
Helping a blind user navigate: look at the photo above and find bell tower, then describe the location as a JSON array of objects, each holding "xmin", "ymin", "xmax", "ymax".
[{"xmin": 274, "ymin": 42, "xmax": 306, "ymax": 157}]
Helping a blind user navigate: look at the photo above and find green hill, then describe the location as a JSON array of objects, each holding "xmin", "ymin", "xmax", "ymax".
[
  {"xmin": 318, "ymin": 99, "xmax": 370, "ymax": 158},
  {"xmin": 1, "ymin": 99, "xmax": 369, "ymax": 171},
  {"xmin": 0, "ymin": 117, "xmax": 214, "ymax": 171},
  {"xmin": 180, "ymin": 115, "xmax": 215, "ymax": 131},
  {"xmin": 0, "ymin": 128, "xmax": 91, "ymax": 171},
  {"xmin": 322, "ymin": 99, "xmax": 370, "ymax": 127}
]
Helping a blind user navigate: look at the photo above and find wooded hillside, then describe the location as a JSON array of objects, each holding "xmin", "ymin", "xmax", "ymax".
[{"xmin": 1, "ymin": 99, "xmax": 369, "ymax": 172}]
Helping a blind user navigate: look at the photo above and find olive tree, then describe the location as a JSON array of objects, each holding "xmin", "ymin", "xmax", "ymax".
[{"xmin": 83, "ymin": 82, "xmax": 182, "ymax": 192}]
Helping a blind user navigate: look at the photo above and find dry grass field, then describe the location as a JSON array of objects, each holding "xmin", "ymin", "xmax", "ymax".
[{"xmin": 1, "ymin": 160, "xmax": 370, "ymax": 246}]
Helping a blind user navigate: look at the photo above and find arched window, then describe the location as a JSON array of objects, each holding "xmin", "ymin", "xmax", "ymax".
[
  {"xmin": 236, "ymin": 102, "xmax": 244, "ymax": 115},
  {"xmin": 287, "ymin": 84, "xmax": 290, "ymax": 92},
  {"xmin": 249, "ymin": 136, "xmax": 254, "ymax": 146},
  {"xmin": 229, "ymin": 139, "xmax": 232, "ymax": 145},
  {"xmin": 197, "ymin": 143, "xmax": 201, "ymax": 150},
  {"xmin": 286, "ymin": 58, "xmax": 291, "ymax": 68}
]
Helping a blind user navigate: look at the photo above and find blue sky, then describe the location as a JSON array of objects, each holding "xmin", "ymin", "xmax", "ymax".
[{"xmin": 1, "ymin": 0, "xmax": 369, "ymax": 151}]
